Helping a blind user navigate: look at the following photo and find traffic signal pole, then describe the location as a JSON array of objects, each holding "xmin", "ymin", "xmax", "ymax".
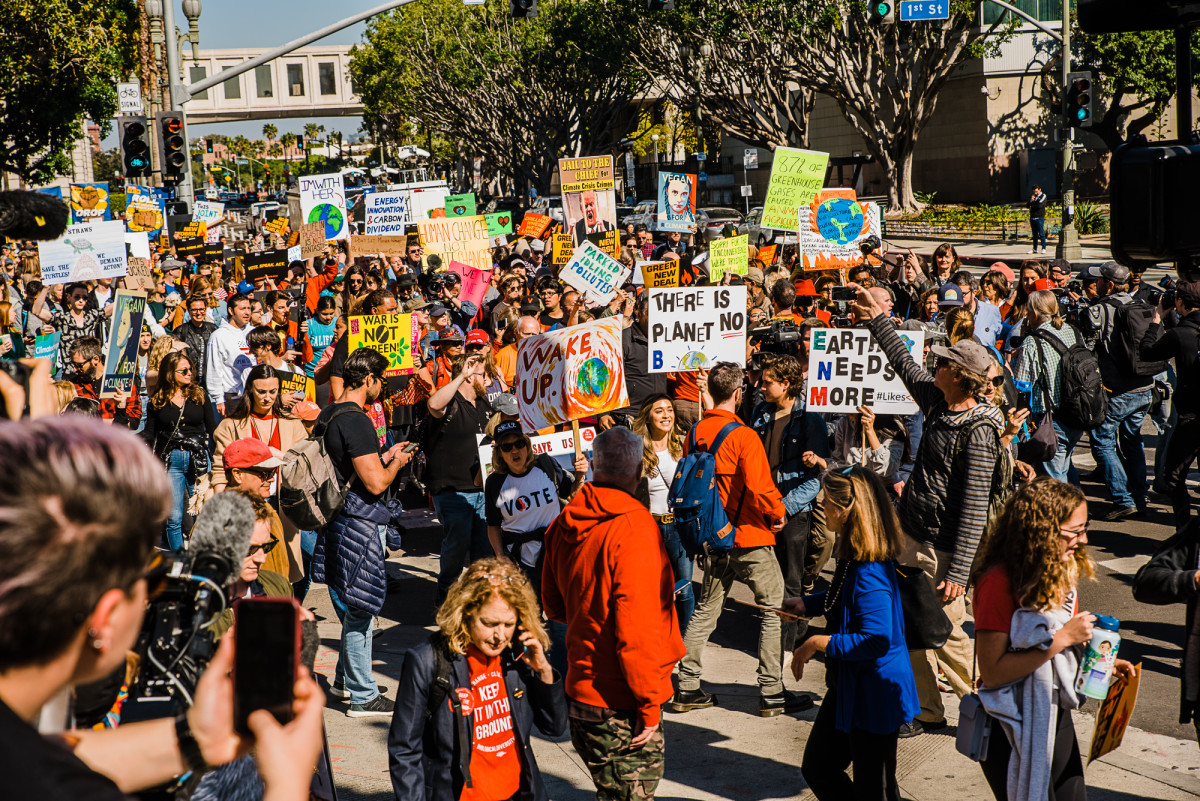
[
  {"xmin": 162, "ymin": 0, "xmax": 197, "ymax": 207},
  {"xmin": 1057, "ymin": 1, "xmax": 1083, "ymax": 260}
]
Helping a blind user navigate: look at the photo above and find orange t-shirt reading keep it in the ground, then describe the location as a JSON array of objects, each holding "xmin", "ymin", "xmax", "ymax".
[{"xmin": 459, "ymin": 647, "xmax": 521, "ymax": 801}]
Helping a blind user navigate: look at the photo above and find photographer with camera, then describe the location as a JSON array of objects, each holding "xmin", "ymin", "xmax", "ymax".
[{"xmin": 0, "ymin": 418, "xmax": 324, "ymax": 800}]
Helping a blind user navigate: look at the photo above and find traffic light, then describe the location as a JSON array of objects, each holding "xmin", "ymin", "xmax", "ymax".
[
  {"xmin": 119, "ymin": 116, "xmax": 151, "ymax": 178},
  {"xmin": 871, "ymin": 0, "xmax": 895, "ymax": 23},
  {"xmin": 156, "ymin": 111, "xmax": 187, "ymax": 183},
  {"xmin": 205, "ymin": 138, "xmax": 214, "ymax": 154},
  {"xmin": 646, "ymin": 0, "xmax": 673, "ymax": 9},
  {"xmin": 1065, "ymin": 71, "xmax": 1095, "ymax": 128},
  {"xmin": 511, "ymin": 0, "xmax": 537, "ymax": 16}
]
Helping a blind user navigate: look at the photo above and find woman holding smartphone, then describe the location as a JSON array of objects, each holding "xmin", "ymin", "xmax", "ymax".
[{"xmin": 389, "ymin": 558, "xmax": 567, "ymax": 801}]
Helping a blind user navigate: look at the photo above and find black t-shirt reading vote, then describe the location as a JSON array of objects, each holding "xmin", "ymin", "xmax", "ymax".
[{"xmin": 318, "ymin": 401, "xmax": 385, "ymax": 502}]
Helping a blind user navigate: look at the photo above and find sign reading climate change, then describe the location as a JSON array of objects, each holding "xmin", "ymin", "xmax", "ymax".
[
  {"xmin": 761, "ymin": 147, "xmax": 829, "ymax": 231},
  {"xmin": 648, "ymin": 287, "xmax": 747, "ymax": 373},
  {"xmin": 806, "ymin": 328, "xmax": 924, "ymax": 414},
  {"xmin": 299, "ymin": 172, "xmax": 349, "ymax": 241},
  {"xmin": 799, "ymin": 188, "xmax": 882, "ymax": 271},
  {"xmin": 516, "ymin": 317, "xmax": 629, "ymax": 431},
  {"xmin": 39, "ymin": 220, "xmax": 128, "ymax": 285},
  {"xmin": 364, "ymin": 192, "xmax": 409, "ymax": 235}
]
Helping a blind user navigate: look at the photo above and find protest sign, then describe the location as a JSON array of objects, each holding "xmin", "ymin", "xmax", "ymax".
[
  {"xmin": 287, "ymin": 245, "xmax": 301, "ymax": 263},
  {"xmin": 485, "ymin": 211, "xmax": 513, "ymax": 236},
  {"xmin": 100, "ymin": 290, "xmax": 148, "ymax": 399},
  {"xmin": 585, "ymin": 229, "xmax": 620, "ymax": 259},
  {"xmin": 444, "ymin": 193, "xmax": 477, "ymax": 217},
  {"xmin": 758, "ymin": 244, "xmax": 778, "ymax": 266},
  {"xmin": 125, "ymin": 185, "xmax": 166, "ymax": 239},
  {"xmin": 125, "ymin": 257, "xmax": 153, "ymax": 291},
  {"xmin": 709, "ymin": 235, "xmax": 749, "ymax": 282},
  {"xmin": 648, "ymin": 287, "xmax": 747, "ymax": 373},
  {"xmin": 278, "ymin": 370, "xmax": 316, "ymax": 403},
  {"xmin": 550, "ymin": 233, "xmax": 573, "ymax": 267},
  {"xmin": 1088, "ymin": 663, "xmax": 1141, "ymax": 764},
  {"xmin": 515, "ymin": 317, "xmax": 628, "ymax": 431},
  {"xmin": 299, "ymin": 172, "xmax": 348, "ymax": 240},
  {"xmin": 176, "ymin": 221, "xmax": 207, "ymax": 240},
  {"xmin": 193, "ymin": 200, "xmax": 224, "ymax": 243},
  {"xmin": 34, "ymin": 331, "xmax": 61, "ymax": 371},
  {"xmin": 263, "ymin": 217, "xmax": 290, "ymax": 236},
  {"xmin": 418, "ymin": 215, "xmax": 490, "ymax": 272},
  {"xmin": 202, "ymin": 243, "xmax": 224, "ymax": 262},
  {"xmin": 806, "ymin": 328, "xmax": 924, "ymax": 414},
  {"xmin": 70, "ymin": 183, "xmax": 110, "ymax": 221},
  {"xmin": 346, "ymin": 313, "xmax": 420, "ymax": 377},
  {"xmin": 559, "ymin": 240, "xmax": 628, "ymax": 306},
  {"xmin": 447, "ymin": 260, "xmax": 491, "ymax": 309},
  {"xmin": 299, "ymin": 221, "xmax": 326, "ymax": 259},
  {"xmin": 560, "ymin": 156, "xmax": 617, "ymax": 246},
  {"xmin": 517, "ymin": 212, "xmax": 552, "ymax": 239},
  {"xmin": 799, "ymin": 188, "xmax": 883, "ymax": 271},
  {"xmin": 124, "ymin": 230, "xmax": 150, "ymax": 260},
  {"xmin": 243, "ymin": 249, "xmax": 289, "ymax": 284},
  {"xmin": 656, "ymin": 172, "xmax": 696, "ymax": 233},
  {"xmin": 364, "ymin": 191, "xmax": 409, "ymax": 235},
  {"xmin": 39, "ymin": 220, "xmax": 128, "ymax": 286},
  {"xmin": 761, "ymin": 147, "xmax": 829, "ymax": 231},
  {"xmin": 477, "ymin": 426, "xmax": 596, "ymax": 481},
  {"xmin": 350, "ymin": 234, "xmax": 408, "ymax": 256},
  {"xmin": 641, "ymin": 260, "xmax": 678, "ymax": 289},
  {"xmin": 174, "ymin": 237, "xmax": 205, "ymax": 258}
]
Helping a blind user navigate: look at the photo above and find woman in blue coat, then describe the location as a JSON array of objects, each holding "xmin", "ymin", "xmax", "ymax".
[{"xmin": 784, "ymin": 465, "xmax": 920, "ymax": 801}]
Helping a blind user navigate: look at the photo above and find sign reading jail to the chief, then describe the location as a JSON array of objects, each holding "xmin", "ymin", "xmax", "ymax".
[{"xmin": 806, "ymin": 328, "xmax": 923, "ymax": 414}]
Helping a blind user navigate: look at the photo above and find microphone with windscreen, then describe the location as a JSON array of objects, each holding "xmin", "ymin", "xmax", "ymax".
[{"xmin": 0, "ymin": 190, "xmax": 70, "ymax": 241}]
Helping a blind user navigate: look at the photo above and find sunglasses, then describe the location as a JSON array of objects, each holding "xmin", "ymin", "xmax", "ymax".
[
  {"xmin": 247, "ymin": 536, "xmax": 279, "ymax": 557},
  {"xmin": 176, "ymin": 366, "xmax": 192, "ymax": 375},
  {"xmin": 71, "ymin": 358, "xmax": 89, "ymax": 368},
  {"xmin": 989, "ymin": 375, "xmax": 1005, "ymax": 388},
  {"xmin": 484, "ymin": 572, "xmax": 526, "ymax": 587},
  {"xmin": 497, "ymin": 439, "xmax": 527, "ymax": 453}
]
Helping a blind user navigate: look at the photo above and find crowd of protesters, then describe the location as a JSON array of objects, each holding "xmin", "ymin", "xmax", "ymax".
[{"xmin": 2, "ymin": 200, "xmax": 1199, "ymax": 801}]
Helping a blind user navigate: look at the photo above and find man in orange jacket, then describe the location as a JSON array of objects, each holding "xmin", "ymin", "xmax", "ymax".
[
  {"xmin": 542, "ymin": 427, "xmax": 684, "ymax": 801},
  {"xmin": 670, "ymin": 361, "xmax": 814, "ymax": 717}
]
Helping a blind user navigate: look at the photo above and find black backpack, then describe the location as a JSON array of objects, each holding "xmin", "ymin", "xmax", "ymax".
[
  {"xmin": 1030, "ymin": 327, "xmax": 1108, "ymax": 430},
  {"xmin": 1107, "ymin": 297, "xmax": 1169, "ymax": 378}
]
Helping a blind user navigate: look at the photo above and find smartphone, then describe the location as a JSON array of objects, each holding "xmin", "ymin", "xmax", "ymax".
[
  {"xmin": 401, "ymin": 442, "xmax": 420, "ymax": 454},
  {"xmin": 233, "ymin": 597, "xmax": 301, "ymax": 734},
  {"xmin": 830, "ymin": 286, "xmax": 858, "ymax": 302},
  {"xmin": 508, "ymin": 623, "xmax": 528, "ymax": 661}
]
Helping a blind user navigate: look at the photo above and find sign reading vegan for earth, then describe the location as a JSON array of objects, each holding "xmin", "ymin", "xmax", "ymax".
[
  {"xmin": 647, "ymin": 287, "xmax": 747, "ymax": 373},
  {"xmin": 346, "ymin": 313, "xmax": 420, "ymax": 377},
  {"xmin": 806, "ymin": 328, "xmax": 923, "ymax": 414}
]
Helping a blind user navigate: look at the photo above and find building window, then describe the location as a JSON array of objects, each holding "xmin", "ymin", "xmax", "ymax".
[
  {"xmin": 255, "ymin": 65, "xmax": 273, "ymax": 98},
  {"xmin": 223, "ymin": 71, "xmax": 241, "ymax": 100},
  {"xmin": 189, "ymin": 66, "xmax": 207, "ymax": 100},
  {"xmin": 287, "ymin": 64, "xmax": 305, "ymax": 97},
  {"xmin": 983, "ymin": 0, "xmax": 1060, "ymax": 24},
  {"xmin": 319, "ymin": 62, "xmax": 337, "ymax": 96}
]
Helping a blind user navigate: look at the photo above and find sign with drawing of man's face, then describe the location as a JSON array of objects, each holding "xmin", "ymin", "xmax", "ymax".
[
  {"xmin": 559, "ymin": 156, "xmax": 617, "ymax": 247},
  {"xmin": 656, "ymin": 171, "xmax": 696, "ymax": 233}
]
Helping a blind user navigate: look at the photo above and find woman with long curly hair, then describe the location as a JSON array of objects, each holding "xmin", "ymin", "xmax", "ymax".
[
  {"xmin": 972, "ymin": 478, "xmax": 1134, "ymax": 801},
  {"xmin": 389, "ymin": 558, "xmax": 567, "ymax": 801}
]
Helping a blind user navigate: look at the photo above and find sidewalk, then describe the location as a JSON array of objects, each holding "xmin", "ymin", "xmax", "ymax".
[
  {"xmin": 311, "ymin": 550, "xmax": 1200, "ymax": 801},
  {"xmin": 884, "ymin": 234, "xmax": 1116, "ymax": 270}
]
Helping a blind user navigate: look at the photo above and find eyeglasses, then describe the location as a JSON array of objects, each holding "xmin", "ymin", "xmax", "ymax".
[
  {"xmin": 484, "ymin": 572, "xmax": 526, "ymax": 587},
  {"xmin": 989, "ymin": 375, "xmax": 1005, "ymax": 387},
  {"xmin": 247, "ymin": 536, "xmax": 279, "ymax": 557},
  {"xmin": 71, "ymin": 358, "xmax": 89, "ymax": 368},
  {"xmin": 1060, "ymin": 524, "xmax": 1089, "ymax": 540},
  {"xmin": 539, "ymin": 289, "xmax": 559, "ymax": 297},
  {"xmin": 498, "ymin": 439, "xmax": 527, "ymax": 453},
  {"xmin": 176, "ymin": 366, "xmax": 192, "ymax": 375},
  {"xmin": 466, "ymin": 343, "xmax": 487, "ymax": 351},
  {"xmin": 241, "ymin": 467, "xmax": 275, "ymax": 480},
  {"xmin": 70, "ymin": 294, "xmax": 88, "ymax": 301}
]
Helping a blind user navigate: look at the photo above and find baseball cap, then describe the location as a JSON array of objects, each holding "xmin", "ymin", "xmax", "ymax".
[
  {"xmin": 396, "ymin": 274, "xmax": 416, "ymax": 289},
  {"xmin": 530, "ymin": 239, "xmax": 546, "ymax": 253},
  {"xmin": 222, "ymin": 438, "xmax": 283, "ymax": 470},
  {"xmin": 746, "ymin": 266, "xmax": 765, "ymax": 285},
  {"xmin": 465, "ymin": 329, "xmax": 490, "ymax": 347},
  {"xmin": 1049, "ymin": 258, "xmax": 1073, "ymax": 276},
  {"xmin": 795, "ymin": 279, "xmax": 818, "ymax": 297},
  {"xmin": 494, "ymin": 420, "xmax": 524, "ymax": 440},
  {"xmin": 291, "ymin": 400, "xmax": 321, "ymax": 421},
  {"xmin": 429, "ymin": 303, "xmax": 448, "ymax": 318},
  {"xmin": 1033, "ymin": 278, "xmax": 1056, "ymax": 291},
  {"xmin": 1099, "ymin": 261, "xmax": 1131, "ymax": 283},
  {"xmin": 162, "ymin": 258, "xmax": 185, "ymax": 272},
  {"xmin": 1077, "ymin": 264, "xmax": 1102, "ymax": 281},
  {"xmin": 929, "ymin": 339, "xmax": 994, "ymax": 377},
  {"xmin": 493, "ymin": 393, "xmax": 519, "ymax": 416},
  {"xmin": 237, "ymin": 280, "xmax": 255, "ymax": 294},
  {"xmin": 937, "ymin": 282, "xmax": 965, "ymax": 307},
  {"xmin": 405, "ymin": 297, "xmax": 432, "ymax": 312},
  {"xmin": 435, "ymin": 326, "xmax": 465, "ymax": 344},
  {"xmin": 989, "ymin": 261, "xmax": 1015, "ymax": 282},
  {"xmin": 518, "ymin": 295, "xmax": 542, "ymax": 316}
]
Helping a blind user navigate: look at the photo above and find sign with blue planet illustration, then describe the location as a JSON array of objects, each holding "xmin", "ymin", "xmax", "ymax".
[
  {"xmin": 647, "ymin": 286, "xmax": 747, "ymax": 373},
  {"xmin": 798, "ymin": 188, "xmax": 881, "ymax": 271},
  {"xmin": 298, "ymin": 172, "xmax": 349, "ymax": 241}
]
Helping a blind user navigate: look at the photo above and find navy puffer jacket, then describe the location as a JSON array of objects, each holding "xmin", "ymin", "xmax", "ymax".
[{"xmin": 312, "ymin": 487, "xmax": 390, "ymax": 615}]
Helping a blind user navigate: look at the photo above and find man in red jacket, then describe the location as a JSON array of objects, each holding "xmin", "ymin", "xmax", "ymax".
[
  {"xmin": 671, "ymin": 361, "xmax": 813, "ymax": 717},
  {"xmin": 542, "ymin": 427, "xmax": 684, "ymax": 801}
]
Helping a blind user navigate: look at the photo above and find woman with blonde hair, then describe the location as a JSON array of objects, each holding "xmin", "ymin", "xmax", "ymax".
[
  {"xmin": 972, "ymin": 477, "xmax": 1133, "ymax": 800},
  {"xmin": 785, "ymin": 465, "xmax": 919, "ymax": 801},
  {"xmin": 0, "ymin": 301, "xmax": 25, "ymax": 359},
  {"xmin": 389, "ymin": 557, "xmax": 567, "ymax": 801},
  {"xmin": 944, "ymin": 306, "xmax": 975, "ymax": 345}
]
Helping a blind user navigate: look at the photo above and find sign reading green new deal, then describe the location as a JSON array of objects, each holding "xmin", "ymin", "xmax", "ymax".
[{"xmin": 299, "ymin": 172, "xmax": 348, "ymax": 241}]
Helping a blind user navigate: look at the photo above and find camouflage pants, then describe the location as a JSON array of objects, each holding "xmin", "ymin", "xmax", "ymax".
[{"xmin": 568, "ymin": 700, "xmax": 666, "ymax": 801}]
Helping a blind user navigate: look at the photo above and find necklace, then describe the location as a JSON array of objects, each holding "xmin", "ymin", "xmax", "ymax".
[{"xmin": 824, "ymin": 559, "xmax": 851, "ymax": 615}]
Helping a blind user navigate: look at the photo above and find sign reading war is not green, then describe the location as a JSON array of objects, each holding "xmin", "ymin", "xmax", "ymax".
[
  {"xmin": 444, "ymin": 193, "xmax": 477, "ymax": 218},
  {"xmin": 761, "ymin": 147, "xmax": 830, "ymax": 231},
  {"xmin": 485, "ymin": 212, "xmax": 513, "ymax": 236},
  {"xmin": 709, "ymin": 234, "xmax": 749, "ymax": 282}
]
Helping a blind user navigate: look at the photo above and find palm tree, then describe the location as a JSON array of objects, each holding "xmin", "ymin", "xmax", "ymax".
[
  {"xmin": 262, "ymin": 123, "xmax": 278, "ymax": 142},
  {"xmin": 280, "ymin": 132, "xmax": 298, "ymax": 159},
  {"xmin": 269, "ymin": 143, "xmax": 283, "ymax": 158},
  {"xmin": 303, "ymin": 123, "xmax": 319, "ymax": 143}
]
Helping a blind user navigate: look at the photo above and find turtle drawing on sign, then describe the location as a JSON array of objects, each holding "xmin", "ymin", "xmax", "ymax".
[{"xmin": 62, "ymin": 236, "xmax": 103, "ymax": 281}]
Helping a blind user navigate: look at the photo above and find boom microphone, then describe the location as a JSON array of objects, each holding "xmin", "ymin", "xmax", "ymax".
[
  {"xmin": 0, "ymin": 190, "xmax": 71, "ymax": 241},
  {"xmin": 189, "ymin": 491, "xmax": 256, "ymax": 614}
]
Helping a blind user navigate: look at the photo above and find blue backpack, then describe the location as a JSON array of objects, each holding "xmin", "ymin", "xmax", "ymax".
[{"xmin": 669, "ymin": 422, "xmax": 747, "ymax": 557}]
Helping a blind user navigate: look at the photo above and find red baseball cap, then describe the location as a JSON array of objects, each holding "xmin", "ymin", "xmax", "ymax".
[
  {"xmin": 989, "ymin": 262, "xmax": 1015, "ymax": 282},
  {"xmin": 795, "ymin": 279, "xmax": 818, "ymax": 297},
  {"xmin": 1033, "ymin": 279, "xmax": 1056, "ymax": 292},
  {"xmin": 465, "ymin": 329, "xmax": 490, "ymax": 347},
  {"xmin": 291, "ymin": 400, "xmax": 321, "ymax": 421},
  {"xmin": 222, "ymin": 438, "xmax": 283, "ymax": 470}
]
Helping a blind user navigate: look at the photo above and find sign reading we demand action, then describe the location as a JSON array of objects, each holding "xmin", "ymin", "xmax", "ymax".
[{"xmin": 806, "ymin": 328, "xmax": 923, "ymax": 414}]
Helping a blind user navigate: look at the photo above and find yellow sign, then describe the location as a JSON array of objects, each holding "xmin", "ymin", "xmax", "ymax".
[
  {"xmin": 761, "ymin": 147, "xmax": 829, "ymax": 231},
  {"xmin": 641, "ymin": 260, "xmax": 678, "ymax": 289},
  {"xmin": 709, "ymin": 234, "xmax": 749, "ymax": 282},
  {"xmin": 350, "ymin": 235, "xmax": 408, "ymax": 256},
  {"xmin": 176, "ymin": 221, "xmax": 207, "ymax": 240},
  {"xmin": 347, "ymin": 313, "xmax": 420, "ymax": 377},
  {"xmin": 551, "ymin": 233, "xmax": 573, "ymax": 267},
  {"xmin": 125, "ymin": 200, "xmax": 165, "ymax": 234},
  {"xmin": 263, "ymin": 217, "xmax": 290, "ymax": 235},
  {"xmin": 278, "ymin": 371, "xmax": 315, "ymax": 402},
  {"xmin": 1088, "ymin": 663, "xmax": 1141, "ymax": 764},
  {"xmin": 558, "ymin": 156, "xmax": 615, "ymax": 194},
  {"xmin": 418, "ymin": 215, "xmax": 490, "ymax": 272}
]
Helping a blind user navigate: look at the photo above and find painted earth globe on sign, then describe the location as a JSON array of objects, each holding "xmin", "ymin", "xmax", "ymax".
[
  {"xmin": 680, "ymin": 351, "xmax": 710, "ymax": 370},
  {"xmin": 816, "ymin": 198, "xmax": 865, "ymax": 245},
  {"xmin": 576, "ymin": 358, "xmax": 611, "ymax": 404},
  {"xmin": 308, "ymin": 204, "xmax": 345, "ymax": 239}
]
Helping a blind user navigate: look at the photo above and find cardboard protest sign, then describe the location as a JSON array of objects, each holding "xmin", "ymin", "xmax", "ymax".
[
  {"xmin": 346, "ymin": 313, "xmax": 420, "ymax": 376},
  {"xmin": 550, "ymin": 233, "xmax": 574, "ymax": 267},
  {"xmin": 656, "ymin": 172, "xmax": 696, "ymax": 233},
  {"xmin": 1088, "ymin": 663, "xmax": 1141, "ymax": 764},
  {"xmin": 39, "ymin": 220, "xmax": 128, "ymax": 286},
  {"xmin": 418, "ymin": 215, "xmax": 490, "ymax": 272},
  {"xmin": 477, "ymin": 426, "xmax": 596, "ymax": 481},
  {"xmin": 560, "ymin": 156, "xmax": 617, "ymax": 247},
  {"xmin": 517, "ymin": 212, "xmax": 552, "ymax": 239},
  {"xmin": 364, "ymin": 191, "xmax": 409, "ymax": 235},
  {"xmin": 299, "ymin": 221, "xmax": 326, "ymax": 259},
  {"xmin": 447, "ymin": 260, "xmax": 491, "ymax": 309},
  {"xmin": 124, "ymin": 230, "xmax": 150, "ymax": 260},
  {"xmin": 799, "ymin": 188, "xmax": 883, "ymax": 271},
  {"xmin": 350, "ymin": 234, "xmax": 408, "ymax": 256},
  {"xmin": 125, "ymin": 258, "xmax": 154, "ymax": 291},
  {"xmin": 515, "ymin": 316, "xmax": 628, "ymax": 431},
  {"xmin": 193, "ymin": 200, "xmax": 224, "ymax": 243},
  {"xmin": 485, "ymin": 212, "xmax": 513, "ymax": 236},
  {"xmin": 174, "ymin": 237, "xmax": 205, "ymax": 258},
  {"xmin": 758, "ymin": 244, "xmax": 778, "ymax": 266},
  {"xmin": 299, "ymin": 172, "xmax": 348, "ymax": 240},
  {"xmin": 263, "ymin": 217, "xmax": 290, "ymax": 236},
  {"xmin": 70, "ymin": 183, "xmax": 110, "ymax": 221},
  {"xmin": 34, "ymin": 331, "xmax": 61, "ymax": 371},
  {"xmin": 278, "ymin": 370, "xmax": 316, "ymax": 403},
  {"xmin": 761, "ymin": 147, "xmax": 829, "ymax": 231},
  {"xmin": 648, "ymin": 287, "xmax": 747, "ymax": 373},
  {"xmin": 806, "ymin": 328, "xmax": 924, "ymax": 414},
  {"xmin": 709, "ymin": 235, "xmax": 749, "ymax": 282},
  {"xmin": 444, "ymin": 193, "xmax": 477, "ymax": 218},
  {"xmin": 100, "ymin": 290, "xmax": 148, "ymax": 399},
  {"xmin": 641, "ymin": 260, "xmax": 678, "ymax": 289},
  {"xmin": 559, "ymin": 240, "xmax": 628, "ymax": 306},
  {"xmin": 243, "ymin": 249, "xmax": 289, "ymax": 284}
]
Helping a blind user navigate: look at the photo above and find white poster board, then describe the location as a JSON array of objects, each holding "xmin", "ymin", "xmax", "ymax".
[
  {"xmin": 805, "ymin": 328, "xmax": 924, "ymax": 414},
  {"xmin": 299, "ymin": 172, "xmax": 349, "ymax": 241},
  {"xmin": 647, "ymin": 286, "xmax": 747, "ymax": 373},
  {"xmin": 477, "ymin": 427, "xmax": 596, "ymax": 481},
  {"xmin": 39, "ymin": 220, "xmax": 128, "ymax": 285},
  {"xmin": 364, "ymin": 191, "xmax": 409, "ymax": 235},
  {"xmin": 559, "ymin": 240, "xmax": 629, "ymax": 306}
]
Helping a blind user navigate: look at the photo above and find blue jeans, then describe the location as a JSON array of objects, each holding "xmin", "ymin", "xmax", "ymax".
[
  {"xmin": 1042, "ymin": 418, "xmax": 1083, "ymax": 484},
  {"xmin": 659, "ymin": 522, "xmax": 695, "ymax": 634},
  {"xmin": 293, "ymin": 528, "xmax": 318, "ymax": 602},
  {"xmin": 328, "ymin": 524, "xmax": 388, "ymax": 705},
  {"xmin": 1092, "ymin": 388, "xmax": 1153, "ymax": 509},
  {"xmin": 432, "ymin": 490, "xmax": 490, "ymax": 601},
  {"xmin": 1031, "ymin": 218, "xmax": 1046, "ymax": 250},
  {"xmin": 165, "ymin": 449, "xmax": 193, "ymax": 551}
]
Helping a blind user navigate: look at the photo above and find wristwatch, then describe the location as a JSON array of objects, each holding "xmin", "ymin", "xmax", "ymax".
[{"xmin": 175, "ymin": 711, "xmax": 209, "ymax": 774}]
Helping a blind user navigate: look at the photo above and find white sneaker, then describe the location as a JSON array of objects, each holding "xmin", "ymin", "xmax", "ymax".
[{"xmin": 1028, "ymin": 250, "xmax": 1038, "ymax": 254}]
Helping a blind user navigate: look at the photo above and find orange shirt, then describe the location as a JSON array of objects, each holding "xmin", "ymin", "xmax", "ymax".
[
  {"xmin": 459, "ymin": 647, "xmax": 521, "ymax": 801},
  {"xmin": 496, "ymin": 343, "xmax": 518, "ymax": 387},
  {"xmin": 668, "ymin": 371, "xmax": 700, "ymax": 402}
]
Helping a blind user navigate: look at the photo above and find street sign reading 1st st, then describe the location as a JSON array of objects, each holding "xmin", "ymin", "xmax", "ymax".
[{"xmin": 899, "ymin": 0, "xmax": 948, "ymax": 20}]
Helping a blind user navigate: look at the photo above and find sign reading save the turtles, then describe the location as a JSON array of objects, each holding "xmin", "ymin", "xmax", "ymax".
[
  {"xmin": 299, "ymin": 172, "xmax": 348, "ymax": 241},
  {"xmin": 346, "ymin": 313, "xmax": 419, "ymax": 377},
  {"xmin": 38, "ymin": 220, "xmax": 128, "ymax": 286},
  {"xmin": 798, "ymin": 188, "xmax": 882, "ymax": 271}
]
